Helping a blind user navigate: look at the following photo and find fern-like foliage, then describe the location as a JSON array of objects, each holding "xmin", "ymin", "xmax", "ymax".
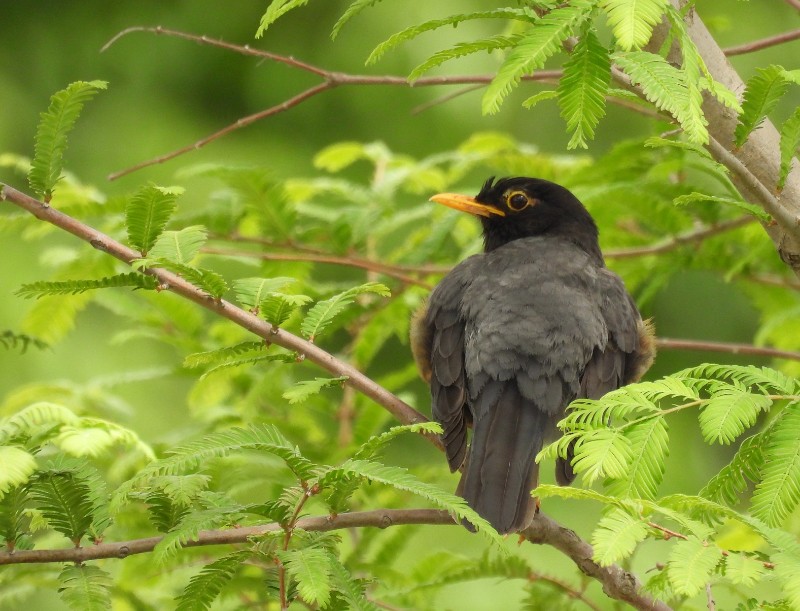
[
  {"xmin": 256, "ymin": 0, "xmax": 310, "ymax": 38},
  {"xmin": 0, "ymin": 485, "xmax": 29, "ymax": 551},
  {"xmin": 300, "ymin": 282, "xmax": 389, "ymax": 341},
  {"xmin": 557, "ymin": 28, "xmax": 611, "ymax": 149},
  {"xmin": 735, "ymin": 65, "xmax": 793, "ymax": 147},
  {"xmin": 113, "ymin": 424, "xmax": 319, "ymax": 510},
  {"xmin": 176, "ymin": 549, "xmax": 250, "ymax": 611},
  {"xmin": 600, "ymin": 0, "xmax": 669, "ymax": 50},
  {"xmin": 0, "ymin": 447, "xmax": 37, "ymax": 497},
  {"xmin": 232, "ymin": 277, "xmax": 297, "ymax": 311},
  {"xmin": 408, "ymin": 35, "xmax": 521, "ymax": 83},
  {"xmin": 778, "ymin": 106, "xmax": 800, "ymax": 190},
  {"xmin": 276, "ymin": 547, "xmax": 333, "ymax": 607},
  {"xmin": 667, "ymin": 536, "xmax": 724, "ymax": 597},
  {"xmin": 331, "ymin": 0, "xmax": 388, "ymax": 39},
  {"xmin": 613, "ymin": 50, "xmax": 707, "ymax": 143},
  {"xmin": 145, "ymin": 225, "xmax": 208, "ymax": 264},
  {"xmin": 366, "ymin": 9, "xmax": 534, "ymax": 65},
  {"xmin": 673, "ymin": 192, "xmax": 771, "ymax": 223},
  {"xmin": 184, "ymin": 341, "xmax": 266, "ymax": 369},
  {"xmin": 15, "ymin": 273, "xmax": 158, "ymax": 299},
  {"xmin": 591, "ymin": 507, "xmax": 649, "ymax": 566},
  {"xmin": 57, "ymin": 564, "xmax": 112, "ymax": 611},
  {"xmin": 282, "ymin": 376, "xmax": 348, "ymax": 404},
  {"xmin": 125, "ymin": 184, "xmax": 183, "ymax": 255},
  {"xmin": 28, "ymin": 80, "xmax": 107, "ymax": 201},
  {"xmin": 28, "ymin": 457, "xmax": 109, "ymax": 545},
  {"xmin": 482, "ymin": 1, "xmax": 595, "ymax": 114}
]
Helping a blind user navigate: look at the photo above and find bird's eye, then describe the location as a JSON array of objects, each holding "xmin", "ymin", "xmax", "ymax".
[{"xmin": 506, "ymin": 191, "xmax": 532, "ymax": 212}]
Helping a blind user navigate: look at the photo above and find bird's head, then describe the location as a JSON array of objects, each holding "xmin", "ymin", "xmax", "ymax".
[{"xmin": 430, "ymin": 176, "xmax": 601, "ymax": 258}]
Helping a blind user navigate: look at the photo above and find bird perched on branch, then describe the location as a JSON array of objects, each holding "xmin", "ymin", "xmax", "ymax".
[{"xmin": 411, "ymin": 177, "xmax": 655, "ymax": 534}]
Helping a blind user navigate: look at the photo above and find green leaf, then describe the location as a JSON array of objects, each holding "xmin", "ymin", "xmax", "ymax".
[
  {"xmin": 125, "ymin": 184, "xmax": 183, "ymax": 254},
  {"xmin": 256, "ymin": 0, "xmax": 310, "ymax": 37},
  {"xmin": 0, "ymin": 485, "xmax": 30, "ymax": 548},
  {"xmin": 366, "ymin": 9, "xmax": 534, "ymax": 65},
  {"xmin": 147, "ymin": 260, "xmax": 228, "ymax": 299},
  {"xmin": 319, "ymin": 459, "xmax": 502, "ymax": 544},
  {"xmin": 778, "ymin": 106, "xmax": 800, "ymax": 190},
  {"xmin": 751, "ymin": 405, "xmax": 800, "ymax": 526},
  {"xmin": 601, "ymin": 0, "xmax": 669, "ymax": 50},
  {"xmin": 0, "ymin": 447, "xmax": 37, "ymax": 496},
  {"xmin": 260, "ymin": 292, "xmax": 313, "ymax": 327},
  {"xmin": 557, "ymin": 28, "xmax": 611, "ymax": 149},
  {"xmin": 521, "ymin": 90, "xmax": 559, "ymax": 110},
  {"xmin": 16, "ymin": 273, "xmax": 158, "ymax": 299},
  {"xmin": 673, "ymin": 192, "xmax": 771, "ymax": 223},
  {"xmin": 725, "ymin": 553, "xmax": 767, "ymax": 588},
  {"xmin": 592, "ymin": 508, "xmax": 648, "ymax": 566},
  {"xmin": 482, "ymin": 1, "xmax": 595, "ymax": 114},
  {"xmin": 328, "ymin": 553, "xmax": 379, "ymax": 610},
  {"xmin": 606, "ymin": 415, "xmax": 668, "ymax": 499},
  {"xmin": 701, "ymin": 434, "xmax": 764, "ymax": 505},
  {"xmin": 698, "ymin": 385, "xmax": 772, "ymax": 444},
  {"xmin": 300, "ymin": 282, "xmax": 390, "ymax": 341},
  {"xmin": 282, "ymin": 376, "xmax": 349, "ymax": 404},
  {"xmin": 114, "ymin": 424, "xmax": 318, "ymax": 509},
  {"xmin": 409, "ymin": 35, "xmax": 520, "ymax": 83},
  {"xmin": 774, "ymin": 550, "xmax": 800, "ymax": 609},
  {"xmin": 572, "ymin": 428, "xmax": 633, "ymax": 484},
  {"xmin": 28, "ymin": 80, "xmax": 107, "ymax": 201},
  {"xmin": 146, "ymin": 225, "xmax": 208, "ymax": 264},
  {"xmin": 183, "ymin": 341, "xmax": 266, "ymax": 368},
  {"xmin": 57, "ymin": 564, "xmax": 112, "ymax": 611},
  {"xmin": 331, "ymin": 0, "xmax": 385, "ymax": 39},
  {"xmin": 735, "ymin": 65, "xmax": 791, "ymax": 147},
  {"xmin": 176, "ymin": 550, "xmax": 249, "ymax": 611},
  {"xmin": 277, "ymin": 547, "xmax": 333, "ymax": 606},
  {"xmin": 29, "ymin": 458, "xmax": 100, "ymax": 544},
  {"xmin": 667, "ymin": 537, "xmax": 724, "ymax": 596},
  {"xmin": 231, "ymin": 277, "xmax": 297, "ymax": 311}
]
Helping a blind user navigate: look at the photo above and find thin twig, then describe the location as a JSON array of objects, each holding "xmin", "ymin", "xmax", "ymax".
[
  {"xmin": 0, "ymin": 509, "xmax": 456, "ymax": 566},
  {"xmin": 706, "ymin": 583, "xmax": 716, "ymax": 611},
  {"xmin": 723, "ymin": 29, "xmax": 800, "ymax": 57},
  {"xmin": 604, "ymin": 216, "xmax": 755, "ymax": 259},
  {"xmin": 784, "ymin": 0, "xmax": 800, "ymax": 11},
  {"xmin": 655, "ymin": 337, "xmax": 800, "ymax": 362},
  {"xmin": 201, "ymin": 246, "xmax": 435, "ymax": 289}
]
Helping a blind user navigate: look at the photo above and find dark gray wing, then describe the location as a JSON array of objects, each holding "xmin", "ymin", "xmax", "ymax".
[{"xmin": 555, "ymin": 268, "xmax": 654, "ymax": 485}]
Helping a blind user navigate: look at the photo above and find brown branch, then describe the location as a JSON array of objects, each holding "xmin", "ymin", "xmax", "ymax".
[
  {"xmin": 605, "ymin": 215, "xmax": 755, "ymax": 259},
  {"xmin": 1, "ymin": 182, "xmax": 667, "ymax": 610},
  {"xmin": 103, "ymin": 26, "xmax": 562, "ymax": 180},
  {"xmin": 655, "ymin": 337, "xmax": 800, "ymax": 362},
  {"xmin": 201, "ymin": 246, "xmax": 435, "ymax": 289},
  {"xmin": 0, "ymin": 509, "xmax": 456, "ymax": 566},
  {"xmin": 523, "ymin": 514, "xmax": 672, "ymax": 611},
  {"xmin": 0, "ymin": 183, "xmax": 437, "ymax": 448},
  {"xmin": 723, "ymin": 29, "xmax": 800, "ymax": 57}
]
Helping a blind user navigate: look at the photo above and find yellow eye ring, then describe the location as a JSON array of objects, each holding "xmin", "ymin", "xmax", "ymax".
[{"xmin": 505, "ymin": 190, "xmax": 532, "ymax": 212}]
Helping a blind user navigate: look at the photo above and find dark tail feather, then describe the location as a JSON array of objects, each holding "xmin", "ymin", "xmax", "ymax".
[
  {"xmin": 458, "ymin": 381, "xmax": 548, "ymax": 534},
  {"xmin": 555, "ymin": 439, "xmax": 577, "ymax": 485}
]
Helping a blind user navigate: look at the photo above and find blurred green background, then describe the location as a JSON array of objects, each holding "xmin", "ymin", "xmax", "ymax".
[{"xmin": 1, "ymin": 1, "xmax": 799, "ymax": 609}]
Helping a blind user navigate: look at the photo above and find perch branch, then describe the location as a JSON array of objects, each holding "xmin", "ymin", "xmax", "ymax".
[
  {"xmin": 0, "ymin": 509, "xmax": 455, "ymax": 565},
  {"xmin": 1, "ymin": 183, "xmax": 667, "ymax": 611},
  {"xmin": 722, "ymin": 28, "xmax": 800, "ymax": 56}
]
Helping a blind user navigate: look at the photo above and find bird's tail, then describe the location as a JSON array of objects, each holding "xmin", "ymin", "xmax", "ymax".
[{"xmin": 458, "ymin": 381, "xmax": 548, "ymax": 534}]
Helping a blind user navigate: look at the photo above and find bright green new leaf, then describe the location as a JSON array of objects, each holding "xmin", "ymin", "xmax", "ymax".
[
  {"xmin": 725, "ymin": 553, "xmax": 767, "ymax": 588},
  {"xmin": 673, "ymin": 192, "xmax": 771, "ymax": 223},
  {"xmin": 409, "ymin": 35, "xmax": 520, "ymax": 84},
  {"xmin": 667, "ymin": 537, "xmax": 723, "ymax": 596},
  {"xmin": 28, "ymin": 80, "xmax": 107, "ymax": 201},
  {"xmin": 176, "ymin": 550, "xmax": 250, "ymax": 611},
  {"xmin": 276, "ymin": 547, "xmax": 333, "ymax": 606},
  {"xmin": 231, "ymin": 277, "xmax": 296, "ymax": 311},
  {"xmin": 735, "ymin": 65, "xmax": 791, "ymax": 147},
  {"xmin": 592, "ymin": 508, "xmax": 648, "ymax": 566},
  {"xmin": 256, "ymin": 0, "xmax": 310, "ymax": 37},
  {"xmin": 522, "ymin": 90, "xmax": 558, "ymax": 110},
  {"xmin": 557, "ymin": 28, "xmax": 611, "ymax": 149},
  {"xmin": 145, "ymin": 225, "xmax": 207, "ymax": 264},
  {"xmin": 601, "ymin": 0, "xmax": 669, "ymax": 50},
  {"xmin": 482, "ymin": 1, "xmax": 595, "ymax": 114},
  {"xmin": 751, "ymin": 405, "xmax": 800, "ymax": 526},
  {"xmin": 126, "ymin": 184, "xmax": 183, "ymax": 255},
  {"xmin": 0, "ymin": 446, "xmax": 37, "ymax": 496},
  {"xmin": 778, "ymin": 106, "xmax": 800, "ymax": 190},
  {"xmin": 301, "ymin": 282, "xmax": 390, "ymax": 341},
  {"xmin": 58, "ymin": 564, "xmax": 112, "ymax": 611},
  {"xmin": 283, "ymin": 376, "xmax": 349, "ymax": 404}
]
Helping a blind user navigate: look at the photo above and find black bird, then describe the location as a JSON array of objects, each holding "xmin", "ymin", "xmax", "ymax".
[{"xmin": 411, "ymin": 177, "xmax": 655, "ymax": 534}]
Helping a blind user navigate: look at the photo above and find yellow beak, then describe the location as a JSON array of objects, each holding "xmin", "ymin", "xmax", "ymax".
[{"xmin": 429, "ymin": 193, "xmax": 505, "ymax": 218}]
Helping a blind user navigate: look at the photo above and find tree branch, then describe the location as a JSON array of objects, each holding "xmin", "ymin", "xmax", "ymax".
[
  {"xmin": 0, "ymin": 182, "xmax": 668, "ymax": 611},
  {"xmin": 655, "ymin": 337, "xmax": 800, "ymax": 362},
  {"xmin": 723, "ymin": 28, "xmax": 800, "ymax": 56},
  {"xmin": 0, "ymin": 509, "xmax": 456, "ymax": 566}
]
